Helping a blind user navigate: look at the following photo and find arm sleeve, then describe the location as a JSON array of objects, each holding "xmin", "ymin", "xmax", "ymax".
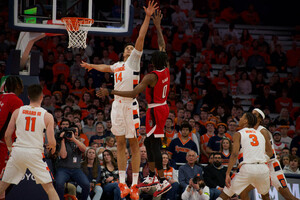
[
  {"xmin": 181, "ymin": 186, "xmax": 191, "ymax": 200},
  {"xmin": 178, "ymin": 167, "xmax": 188, "ymax": 188},
  {"xmin": 126, "ymin": 48, "xmax": 142, "ymax": 71}
]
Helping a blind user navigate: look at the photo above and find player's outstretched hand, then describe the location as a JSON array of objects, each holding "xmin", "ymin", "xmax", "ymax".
[
  {"xmin": 144, "ymin": 0, "xmax": 158, "ymax": 17},
  {"xmin": 80, "ymin": 61, "xmax": 93, "ymax": 71},
  {"xmin": 152, "ymin": 10, "xmax": 163, "ymax": 27},
  {"xmin": 96, "ymin": 88, "xmax": 110, "ymax": 98},
  {"xmin": 225, "ymin": 174, "xmax": 231, "ymax": 188}
]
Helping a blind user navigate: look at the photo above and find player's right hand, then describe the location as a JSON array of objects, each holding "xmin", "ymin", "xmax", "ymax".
[
  {"xmin": 96, "ymin": 88, "xmax": 109, "ymax": 98},
  {"xmin": 144, "ymin": 0, "xmax": 158, "ymax": 17},
  {"xmin": 225, "ymin": 174, "xmax": 231, "ymax": 188},
  {"xmin": 80, "ymin": 61, "xmax": 93, "ymax": 71}
]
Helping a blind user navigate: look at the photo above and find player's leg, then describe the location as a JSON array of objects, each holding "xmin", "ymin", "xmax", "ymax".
[
  {"xmin": 115, "ymin": 135, "xmax": 130, "ymax": 198},
  {"xmin": 239, "ymin": 185, "xmax": 254, "ymax": 200},
  {"xmin": 261, "ymin": 193, "xmax": 271, "ymax": 200},
  {"xmin": 128, "ymin": 137, "xmax": 140, "ymax": 200},
  {"xmin": 269, "ymin": 160, "xmax": 300, "ymax": 200},
  {"xmin": 41, "ymin": 182, "xmax": 59, "ymax": 200},
  {"xmin": 250, "ymin": 164, "xmax": 271, "ymax": 200}
]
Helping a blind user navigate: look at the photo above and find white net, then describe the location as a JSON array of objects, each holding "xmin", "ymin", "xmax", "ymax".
[{"xmin": 61, "ymin": 18, "xmax": 94, "ymax": 49}]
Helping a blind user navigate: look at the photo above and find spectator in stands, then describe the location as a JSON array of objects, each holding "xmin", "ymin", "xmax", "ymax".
[
  {"xmin": 200, "ymin": 121, "xmax": 216, "ymax": 163},
  {"xmin": 281, "ymin": 147, "xmax": 290, "ymax": 156},
  {"xmin": 42, "ymin": 95, "xmax": 55, "ymax": 114},
  {"xmin": 206, "ymin": 123, "xmax": 229, "ymax": 154},
  {"xmin": 291, "ymin": 146, "xmax": 298, "ymax": 156},
  {"xmin": 220, "ymin": 137, "xmax": 232, "ymax": 167},
  {"xmin": 169, "ymin": 122, "xmax": 198, "ymax": 168},
  {"xmin": 272, "ymin": 131, "xmax": 287, "ymax": 155},
  {"xmin": 70, "ymin": 54, "xmax": 86, "ymax": 87},
  {"xmin": 78, "ymin": 147, "xmax": 103, "ymax": 200},
  {"xmin": 252, "ymin": 71, "xmax": 265, "ymax": 95},
  {"xmin": 171, "ymin": 5, "xmax": 188, "ymax": 28},
  {"xmin": 70, "ymin": 79, "xmax": 85, "ymax": 99},
  {"xmin": 181, "ymin": 36, "xmax": 197, "ymax": 57},
  {"xmin": 275, "ymin": 90, "xmax": 293, "ymax": 113},
  {"xmin": 172, "ymin": 25, "xmax": 189, "ymax": 52},
  {"xmin": 286, "ymin": 42, "xmax": 300, "ymax": 75},
  {"xmin": 290, "ymin": 130, "xmax": 300, "ymax": 157},
  {"xmin": 280, "ymin": 155, "xmax": 290, "ymax": 169},
  {"xmin": 178, "ymin": 61, "xmax": 195, "ymax": 92},
  {"xmin": 283, "ymin": 155, "xmax": 300, "ymax": 174},
  {"xmin": 240, "ymin": 4, "xmax": 260, "ymax": 25},
  {"xmin": 204, "ymin": 153, "xmax": 226, "ymax": 200},
  {"xmin": 246, "ymin": 48, "xmax": 266, "ymax": 71},
  {"xmin": 178, "ymin": 150, "xmax": 203, "ymax": 190},
  {"xmin": 278, "ymin": 124, "xmax": 292, "ymax": 148},
  {"xmin": 274, "ymin": 108, "xmax": 294, "ymax": 128},
  {"xmin": 78, "ymin": 91, "xmax": 93, "ymax": 109},
  {"xmin": 105, "ymin": 136, "xmax": 116, "ymax": 150},
  {"xmin": 178, "ymin": 0, "xmax": 193, "ymax": 14},
  {"xmin": 237, "ymin": 71, "xmax": 252, "ymax": 95},
  {"xmin": 83, "ymin": 115, "xmax": 96, "ymax": 140},
  {"xmin": 181, "ymin": 175, "xmax": 210, "ymax": 200},
  {"xmin": 240, "ymin": 29, "xmax": 253, "ymax": 46},
  {"xmin": 212, "ymin": 71, "xmax": 229, "ymax": 91},
  {"xmin": 55, "ymin": 124, "xmax": 90, "ymax": 200},
  {"xmin": 162, "ymin": 152, "xmax": 180, "ymax": 200},
  {"xmin": 100, "ymin": 149, "xmax": 121, "ymax": 200},
  {"xmin": 89, "ymin": 122, "xmax": 107, "ymax": 147},
  {"xmin": 52, "ymin": 53, "xmax": 70, "ymax": 82},
  {"xmin": 229, "ymin": 50, "xmax": 246, "ymax": 70},
  {"xmin": 256, "ymin": 85, "xmax": 276, "ymax": 112},
  {"xmin": 227, "ymin": 120, "xmax": 237, "ymax": 138},
  {"xmin": 271, "ymin": 44, "xmax": 287, "ymax": 72}
]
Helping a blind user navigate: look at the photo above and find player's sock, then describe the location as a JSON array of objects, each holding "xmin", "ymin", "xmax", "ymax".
[
  {"xmin": 149, "ymin": 170, "xmax": 155, "ymax": 177},
  {"xmin": 132, "ymin": 173, "xmax": 139, "ymax": 186},
  {"xmin": 159, "ymin": 177, "xmax": 166, "ymax": 184},
  {"xmin": 119, "ymin": 170, "xmax": 126, "ymax": 183}
]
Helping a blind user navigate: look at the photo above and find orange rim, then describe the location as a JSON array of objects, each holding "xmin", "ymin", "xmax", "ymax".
[{"xmin": 61, "ymin": 17, "xmax": 94, "ymax": 32}]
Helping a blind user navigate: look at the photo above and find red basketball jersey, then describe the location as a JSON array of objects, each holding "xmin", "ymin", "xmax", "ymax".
[{"xmin": 146, "ymin": 68, "xmax": 170, "ymax": 104}]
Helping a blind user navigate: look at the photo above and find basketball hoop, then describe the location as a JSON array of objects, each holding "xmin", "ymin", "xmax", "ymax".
[{"xmin": 61, "ymin": 17, "xmax": 94, "ymax": 49}]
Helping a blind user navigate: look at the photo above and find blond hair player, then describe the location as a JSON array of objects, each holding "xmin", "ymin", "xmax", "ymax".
[{"xmin": 0, "ymin": 84, "xmax": 58, "ymax": 200}]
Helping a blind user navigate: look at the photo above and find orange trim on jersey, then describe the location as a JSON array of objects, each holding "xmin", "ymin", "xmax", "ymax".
[
  {"xmin": 135, "ymin": 123, "xmax": 139, "ymax": 129},
  {"xmin": 133, "ymin": 110, "xmax": 138, "ymax": 115},
  {"xmin": 273, "ymin": 161, "xmax": 279, "ymax": 168},
  {"xmin": 115, "ymin": 66, "xmax": 125, "ymax": 72},
  {"xmin": 179, "ymin": 136, "xmax": 191, "ymax": 145},
  {"xmin": 231, "ymin": 173, "xmax": 236, "ymax": 179},
  {"xmin": 133, "ymin": 80, "xmax": 138, "ymax": 85},
  {"xmin": 42, "ymin": 153, "xmax": 45, "ymax": 159},
  {"xmin": 238, "ymin": 153, "xmax": 243, "ymax": 160},
  {"xmin": 46, "ymin": 166, "xmax": 50, "ymax": 171}
]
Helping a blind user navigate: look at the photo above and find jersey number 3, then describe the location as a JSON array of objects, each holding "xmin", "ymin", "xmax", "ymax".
[
  {"xmin": 249, "ymin": 134, "xmax": 259, "ymax": 146},
  {"xmin": 25, "ymin": 117, "xmax": 36, "ymax": 132}
]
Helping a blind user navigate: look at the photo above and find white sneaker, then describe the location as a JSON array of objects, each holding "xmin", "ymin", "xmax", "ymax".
[
  {"xmin": 136, "ymin": 175, "xmax": 159, "ymax": 188},
  {"xmin": 153, "ymin": 180, "xmax": 172, "ymax": 197}
]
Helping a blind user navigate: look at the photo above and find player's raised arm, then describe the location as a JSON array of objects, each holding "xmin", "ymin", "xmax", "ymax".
[
  {"xmin": 4, "ymin": 108, "xmax": 19, "ymax": 152},
  {"xmin": 97, "ymin": 73, "xmax": 157, "ymax": 98},
  {"xmin": 80, "ymin": 61, "xmax": 113, "ymax": 73},
  {"xmin": 135, "ymin": 1, "xmax": 158, "ymax": 52},
  {"xmin": 260, "ymin": 129, "xmax": 273, "ymax": 158},
  {"xmin": 225, "ymin": 131, "xmax": 241, "ymax": 187},
  {"xmin": 152, "ymin": 10, "xmax": 165, "ymax": 52},
  {"xmin": 45, "ymin": 112, "xmax": 56, "ymax": 155}
]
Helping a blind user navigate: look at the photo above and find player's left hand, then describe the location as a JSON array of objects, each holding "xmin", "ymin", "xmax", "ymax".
[
  {"xmin": 144, "ymin": 1, "xmax": 158, "ymax": 17},
  {"xmin": 96, "ymin": 88, "xmax": 110, "ymax": 98},
  {"xmin": 152, "ymin": 10, "xmax": 163, "ymax": 27},
  {"xmin": 225, "ymin": 174, "xmax": 231, "ymax": 188}
]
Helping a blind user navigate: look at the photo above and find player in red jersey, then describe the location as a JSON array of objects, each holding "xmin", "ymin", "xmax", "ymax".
[
  {"xmin": 0, "ymin": 75, "xmax": 23, "ymax": 199},
  {"xmin": 98, "ymin": 11, "xmax": 172, "ymax": 197}
]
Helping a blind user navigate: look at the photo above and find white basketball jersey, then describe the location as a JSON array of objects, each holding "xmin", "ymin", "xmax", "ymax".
[
  {"xmin": 239, "ymin": 127, "xmax": 267, "ymax": 165},
  {"xmin": 257, "ymin": 125, "xmax": 276, "ymax": 162},
  {"xmin": 110, "ymin": 48, "xmax": 142, "ymax": 101},
  {"xmin": 13, "ymin": 105, "xmax": 46, "ymax": 150}
]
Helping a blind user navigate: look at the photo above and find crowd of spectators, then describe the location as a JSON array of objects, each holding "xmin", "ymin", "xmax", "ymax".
[{"xmin": 1, "ymin": 0, "xmax": 300, "ymax": 199}]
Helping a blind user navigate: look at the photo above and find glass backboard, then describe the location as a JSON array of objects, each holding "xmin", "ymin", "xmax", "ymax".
[{"xmin": 9, "ymin": 0, "xmax": 134, "ymax": 36}]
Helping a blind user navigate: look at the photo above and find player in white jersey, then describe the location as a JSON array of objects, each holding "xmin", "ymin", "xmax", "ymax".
[
  {"xmin": 239, "ymin": 108, "xmax": 300, "ymax": 200},
  {"xmin": 0, "ymin": 84, "xmax": 58, "ymax": 200},
  {"xmin": 216, "ymin": 112, "xmax": 273, "ymax": 200},
  {"xmin": 80, "ymin": 1, "xmax": 158, "ymax": 199}
]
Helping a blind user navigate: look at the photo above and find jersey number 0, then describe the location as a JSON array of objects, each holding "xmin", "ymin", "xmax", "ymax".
[{"xmin": 25, "ymin": 117, "xmax": 36, "ymax": 132}]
